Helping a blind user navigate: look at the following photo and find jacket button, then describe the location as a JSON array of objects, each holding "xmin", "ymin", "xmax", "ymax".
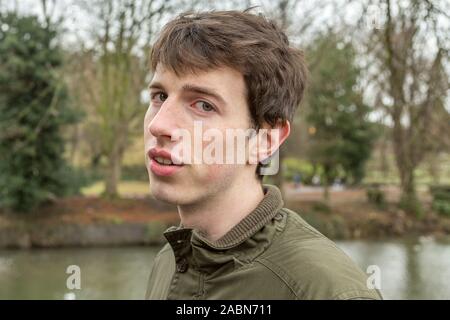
[
  {"xmin": 275, "ymin": 212, "xmax": 283, "ymax": 221},
  {"xmin": 176, "ymin": 258, "xmax": 188, "ymax": 273}
]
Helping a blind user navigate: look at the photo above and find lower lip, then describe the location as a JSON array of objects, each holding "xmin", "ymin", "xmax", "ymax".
[{"xmin": 149, "ymin": 159, "xmax": 183, "ymax": 176}]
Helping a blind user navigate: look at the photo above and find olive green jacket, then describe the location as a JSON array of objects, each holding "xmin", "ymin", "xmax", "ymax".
[{"xmin": 145, "ymin": 185, "xmax": 382, "ymax": 300}]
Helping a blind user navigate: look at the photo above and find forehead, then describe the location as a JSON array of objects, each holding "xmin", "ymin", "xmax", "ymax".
[{"xmin": 151, "ymin": 64, "xmax": 247, "ymax": 99}]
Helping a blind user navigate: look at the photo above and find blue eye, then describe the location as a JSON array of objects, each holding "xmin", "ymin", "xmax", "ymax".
[{"xmin": 192, "ymin": 101, "xmax": 215, "ymax": 112}]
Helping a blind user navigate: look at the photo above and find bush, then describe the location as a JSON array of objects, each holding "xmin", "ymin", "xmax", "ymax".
[
  {"xmin": 312, "ymin": 201, "xmax": 331, "ymax": 214},
  {"xmin": 283, "ymin": 158, "xmax": 316, "ymax": 184},
  {"xmin": 399, "ymin": 193, "xmax": 423, "ymax": 218},
  {"xmin": 59, "ymin": 166, "xmax": 98, "ymax": 196},
  {"xmin": 0, "ymin": 13, "xmax": 80, "ymax": 212},
  {"xmin": 301, "ymin": 212, "xmax": 349, "ymax": 239},
  {"xmin": 366, "ymin": 184, "xmax": 386, "ymax": 209},
  {"xmin": 430, "ymin": 185, "xmax": 450, "ymax": 217},
  {"xmin": 121, "ymin": 165, "xmax": 149, "ymax": 181}
]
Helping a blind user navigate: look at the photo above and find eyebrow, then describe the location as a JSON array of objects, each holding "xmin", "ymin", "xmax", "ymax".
[
  {"xmin": 148, "ymin": 82, "xmax": 164, "ymax": 91},
  {"xmin": 148, "ymin": 81, "xmax": 226, "ymax": 106}
]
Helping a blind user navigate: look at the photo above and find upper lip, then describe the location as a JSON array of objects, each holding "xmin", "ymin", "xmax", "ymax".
[{"xmin": 148, "ymin": 148, "xmax": 183, "ymax": 165}]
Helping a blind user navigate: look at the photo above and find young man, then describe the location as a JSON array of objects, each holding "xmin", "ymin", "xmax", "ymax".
[{"xmin": 144, "ymin": 10, "xmax": 382, "ymax": 300}]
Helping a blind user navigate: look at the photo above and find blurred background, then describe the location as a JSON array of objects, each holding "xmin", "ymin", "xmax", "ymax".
[{"xmin": 0, "ymin": 0, "xmax": 449, "ymax": 300}]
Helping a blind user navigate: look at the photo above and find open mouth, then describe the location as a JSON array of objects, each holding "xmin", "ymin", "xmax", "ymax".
[
  {"xmin": 153, "ymin": 156, "xmax": 177, "ymax": 166},
  {"xmin": 148, "ymin": 148, "xmax": 184, "ymax": 176}
]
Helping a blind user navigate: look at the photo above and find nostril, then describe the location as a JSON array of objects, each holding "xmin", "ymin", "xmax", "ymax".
[
  {"xmin": 149, "ymin": 121, "xmax": 168, "ymax": 138},
  {"xmin": 148, "ymin": 113, "xmax": 165, "ymax": 136}
]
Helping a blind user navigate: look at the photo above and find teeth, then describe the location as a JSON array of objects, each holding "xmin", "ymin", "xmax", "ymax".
[{"xmin": 155, "ymin": 156, "xmax": 173, "ymax": 165}]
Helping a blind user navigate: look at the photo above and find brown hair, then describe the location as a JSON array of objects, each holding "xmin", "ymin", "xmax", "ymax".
[{"xmin": 150, "ymin": 9, "xmax": 308, "ymax": 128}]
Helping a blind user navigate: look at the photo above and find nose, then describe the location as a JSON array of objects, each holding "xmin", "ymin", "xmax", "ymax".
[{"xmin": 147, "ymin": 98, "xmax": 180, "ymax": 139}]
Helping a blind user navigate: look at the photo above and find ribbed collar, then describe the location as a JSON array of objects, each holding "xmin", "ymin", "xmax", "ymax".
[
  {"xmin": 163, "ymin": 185, "xmax": 285, "ymax": 272},
  {"xmin": 191, "ymin": 184, "xmax": 284, "ymax": 249}
]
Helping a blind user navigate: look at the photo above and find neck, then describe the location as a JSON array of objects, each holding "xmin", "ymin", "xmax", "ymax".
[{"xmin": 178, "ymin": 178, "xmax": 264, "ymax": 242}]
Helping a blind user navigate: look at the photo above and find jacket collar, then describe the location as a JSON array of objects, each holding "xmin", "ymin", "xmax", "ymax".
[{"xmin": 163, "ymin": 185, "xmax": 284, "ymax": 273}]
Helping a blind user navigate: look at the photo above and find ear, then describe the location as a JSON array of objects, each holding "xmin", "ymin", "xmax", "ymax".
[{"xmin": 248, "ymin": 120, "xmax": 290, "ymax": 164}]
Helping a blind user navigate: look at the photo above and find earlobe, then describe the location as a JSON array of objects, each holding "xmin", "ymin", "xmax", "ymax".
[
  {"xmin": 256, "ymin": 120, "xmax": 290, "ymax": 163},
  {"xmin": 278, "ymin": 120, "xmax": 291, "ymax": 146}
]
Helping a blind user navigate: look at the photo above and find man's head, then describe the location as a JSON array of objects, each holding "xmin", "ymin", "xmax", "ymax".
[{"xmin": 144, "ymin": 10, "xmax": 307, "ymax": 205}]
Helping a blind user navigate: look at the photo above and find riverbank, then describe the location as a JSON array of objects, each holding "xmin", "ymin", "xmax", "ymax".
[
  {"xmin": 1, "ymin": 187, "xmax": 449, "ymax": 248},
  {"xmin": 289, "ymin": 199, "xmax": 450, "ymax": 240},
  {"xmin": 0, "ymin": 196, "xmax": 179, "ymax": 248}
]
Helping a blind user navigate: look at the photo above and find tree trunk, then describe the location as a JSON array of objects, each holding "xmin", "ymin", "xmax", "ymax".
[
  {"xmin": 323, "ymin": 183, "xmax": 330, "ymax": 203},
  {"xmin": 397, "ymin": 162, "xmax": 422, "ymax": 217},
  {"xmin": 323, "ymin": 170, "xmax": 331, "ymax": 203},
  {"xmin": 427, "ymin": 154, "xmax": 440, "ymax": 185},
  {"xmin": 379, "ymin": 137, "xmax": 389, "ymax": 180},
  {"xmin": 104, "ymin": 148, "xmax": 122, "ymax": 198}
]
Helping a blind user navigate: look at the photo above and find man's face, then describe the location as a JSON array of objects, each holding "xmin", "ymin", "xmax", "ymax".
[{"xmin": 144, "ymin": 65, "xmax": 255, "ymax": 205}]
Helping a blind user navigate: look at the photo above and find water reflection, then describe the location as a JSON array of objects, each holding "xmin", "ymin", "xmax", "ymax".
[
  {"xmin": 0, "ymin": 239, "xmax": 449, "ymax": 299},
  {"xmin": 336, "ymin": 238, "xmax": 450, "ymax": 299},
  {"xmin": 0, "ymin": 247, "xmax": 159, "ymax": 300}
]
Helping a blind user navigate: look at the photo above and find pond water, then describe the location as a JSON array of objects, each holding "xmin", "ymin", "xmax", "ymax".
[{"xmin": 0, "ymin": 238, "xmax": 449, "ymax": 299}]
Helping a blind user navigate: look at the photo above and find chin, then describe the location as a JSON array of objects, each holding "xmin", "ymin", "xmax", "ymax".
[
  {"xmin": 150, "ymin": 181, "xmax": 175, "ymax": 203},
  {"xmin": 149, "ymin": 178, "xmax": 188, "ymax": 205}
]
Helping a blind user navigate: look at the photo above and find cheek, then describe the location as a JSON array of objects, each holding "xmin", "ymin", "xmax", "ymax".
[
  {"xmin": 205, "ymin": 164, "xmax": 224, "ymax": 180},
  {"xmin": 199, "ymin": 164, "xmax": 237, "ymax": 185}
]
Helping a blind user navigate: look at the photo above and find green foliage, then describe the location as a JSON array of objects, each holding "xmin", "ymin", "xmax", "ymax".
[
  {"xmin": 146, "ymin": 222, "xmax": 167, "ymax": 243},
  {"xmin": 366, "ymin": 184, "xmax": 386, "ymax": 209},
  {"xmin": 283, "ymin": 157, "xmax": 316, "ymax": 183},
  {"xmin": 0, "ymin": 13, "xmax": 80, "ymax": 212},
  {"xmin": 305, "ymin": 33, "xmax": 379, "ymax": 186},
  {"xmin": 121, "ymin": 165, "xmax": 149, "ymax": 182},
  {"xmin": 301, "ymin": 211, "xmax": 349, "ymax": 239},
  {"xmin": 430, "ymin": 185, "xmax": 450, "ymax": 217},
  {"xmin": 59, "ymin": 166, "xmax": 97, "ymax": 196},
  {"xmin": 311, "ymin": 201, "xmax": 331, "ymax": 214},
  {"xmin": 399, "ymin": 193, "xmax": 423, "ymax": 218}
]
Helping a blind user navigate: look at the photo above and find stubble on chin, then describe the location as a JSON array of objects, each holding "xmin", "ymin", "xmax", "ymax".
[
  {"xmin": 149, "ymin": 164, "xmax": 239, "ymax": 206},
  {"xmin": 149, "ymin": 178, "xmax": 195, "ymax": 205},
  {"xmin": 150, "ymin": 179, "xmax": 177, "ymax": 204}
]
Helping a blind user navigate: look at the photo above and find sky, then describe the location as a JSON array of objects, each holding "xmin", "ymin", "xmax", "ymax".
[{"xmin": 1, "ymin": 0, "xmax": 448, "ymax": 118}]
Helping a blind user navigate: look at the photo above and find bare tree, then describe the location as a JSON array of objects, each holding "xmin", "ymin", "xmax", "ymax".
[
  {"xmin": 72, "ymin": 0, "xmax": 173, "ymax": 197},
  {"xmin": 246, "ymin": 0, "xmax": 327, "ymax": 196},
  {"xmin": 360, "ymin": 0, "xmax": 449, "ymax": 214}
]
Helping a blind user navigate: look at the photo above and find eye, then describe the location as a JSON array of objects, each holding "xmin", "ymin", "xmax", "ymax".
[
  {"xmin": 151, "ymin": 92, "xmax": 168, "ymax": 103},
  {"xmin": 192, "ymin": 101, "xmax": 216, "ymax": 113}
]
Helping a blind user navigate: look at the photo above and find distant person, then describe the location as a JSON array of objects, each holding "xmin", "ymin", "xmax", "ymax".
[
  {"xmin": 144, "ymin": 10, "xmax": 382, "ymax": 300},
  {"xmin": 333, "ymin": 178, "xmax": 344, "ymax": 191},
  {"xmin": 293, "ymin": 172, "xmax": 302, "ymax": 189}
]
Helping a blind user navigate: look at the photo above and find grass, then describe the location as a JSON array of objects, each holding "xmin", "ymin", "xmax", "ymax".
[
  {"xmin": 364, "ymin": 151, "xmax": 450, "ymax": 186},
  {"xmin": 81, "ymin": 181, "xmax": 150, "ymax": 197}
]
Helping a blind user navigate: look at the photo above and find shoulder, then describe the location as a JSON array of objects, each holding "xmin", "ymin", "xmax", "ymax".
[
  {"xmin": 152, "ymin": 242, "xmax": 174, "ymax": 268},
  {"xmin": 256, "ymin": 208, "xmax": 382, "ymax": 300},
  {"xmin": 148, "ymin": 243, "xmax": 175, "ymax": 283},
  {"xmin": 156, "ymin": 242, "xmax": 173, "ymax": 258},
  {"xmin": 145, "ymin": 243, "xmax": 175, "ymax": 299}
]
